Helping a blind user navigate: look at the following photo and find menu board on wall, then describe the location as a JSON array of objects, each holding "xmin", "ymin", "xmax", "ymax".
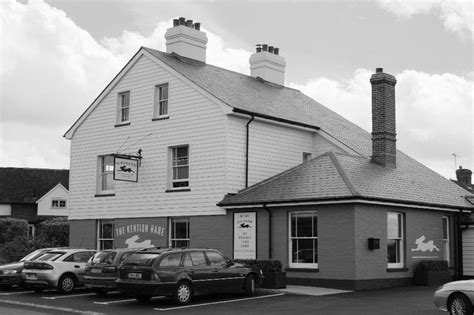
[{"xmin": 233, "ymin": 212, "xmax": 256, "ymax": 259}]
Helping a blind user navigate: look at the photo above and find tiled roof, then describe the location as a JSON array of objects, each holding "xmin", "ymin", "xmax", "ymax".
[
  {"xmin": 219, "ymin": 152, "xmax": 473, "ymax": 210},
  {"xmin": 0, "ymin": 168, "xmax": 69, "ymax": 204}
]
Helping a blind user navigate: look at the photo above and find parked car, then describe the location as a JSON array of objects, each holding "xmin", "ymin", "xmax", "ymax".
[
  {"xmin": 434, "ymin": 279, "xmax": 474, "ymax": 315},
  {"xmin": 116, "ymin": 248, "xmax": 263, "ymax": 304},
  {"xmin": 0, "ymin": 248, "xmax": 66, "ymax": 289},
  {"xmin": 84, "ymin": 248, "xmax": 145, "ymax": 296},
  {"xmin": 22, "ymin": 249, "xmax": 96, "ymax": 293}
]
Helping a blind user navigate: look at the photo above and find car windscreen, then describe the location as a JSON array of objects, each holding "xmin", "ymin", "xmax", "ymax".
[
  {"xmin": 122, "ymin": 253, "xmax": 160, "ymax": 266},
  {"xmin": 36, "ymin": 252, "xmax": 66, "ymax": 261},
  {"xmin": 91, "ymin": 251, "xmax": 117, "ymax": 264},
  {"xmin": 20, "ymin": 249, "xmax": 46, "ymax": 262}
]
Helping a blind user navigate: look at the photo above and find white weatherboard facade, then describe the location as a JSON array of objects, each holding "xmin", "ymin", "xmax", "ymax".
[{"xmin": 67, "ymin": 51, "xmax": 344, "ymax": 222}]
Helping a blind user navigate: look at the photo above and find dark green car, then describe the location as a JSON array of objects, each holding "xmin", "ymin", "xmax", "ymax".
[{"xmin": 116, "ymin": 248, "xmax": 263, "ymax": 304}]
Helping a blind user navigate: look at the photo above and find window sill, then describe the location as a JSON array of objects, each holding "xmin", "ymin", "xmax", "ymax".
[
  {"xmin": 165, "ymin": 188, "xmax": 191, "ymax": 193},
  {"xmin": 115, "ymin": 122, "xmax": 130, "ymax": 127},
  {"xmin": 152, "ymin": 116, "xmax": 170, "ymax": 121},
  {"xmin": 387, "ymin": 267, "xmax": 409, "ymax": 272},
  {"xmin": 285, "ymin": 268, "xmax": 319, "ymax": 272},
  {"xmin": 95, "ymin": 193, "xmax": 116, "ymax": 197}
]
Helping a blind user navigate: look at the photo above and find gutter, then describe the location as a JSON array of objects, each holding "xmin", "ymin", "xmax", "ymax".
[
  {"xmin": 245, "ymin": 114, "xmax": 255, "ymax": 188},
  {"xmin": 233, "ymin": 108, "xmax": 320, "ymax": 131}
]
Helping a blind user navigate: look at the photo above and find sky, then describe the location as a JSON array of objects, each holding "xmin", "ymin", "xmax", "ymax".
[{"xmin": 0, "ymin": 0, "xmax": 473, "ymax": 181}]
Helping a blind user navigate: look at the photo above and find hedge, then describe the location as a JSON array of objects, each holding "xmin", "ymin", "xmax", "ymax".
[
  {"xmin": 234, "ymin": 259, "xmax": 283, "ymax": 272},
  {"xmin": 414, "ymin": 260, "xmax": 448, "ymax": 272}
]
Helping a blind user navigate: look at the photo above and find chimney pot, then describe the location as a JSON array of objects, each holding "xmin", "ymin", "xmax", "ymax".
[
  {"xmin": 262, "ymin": 44, "xmax": 268, "ymax": 51},
  {"xmin": 268, "ymin": 46, "xmax": 274, "ymax": 53},
  {"xmin": 173, "ymin": 19, "xmax": 179, "ymax": 27},
  {"xmin": 274, "ymin": 47, "xmax": 279, "ymax": 55},
  {"xmin": 179, "ymin": 17, "xmax": 186, "ymax": 25},
  {"xmin": 194, "ymin": 22, "xmax": 201, "ymax": 30},
  {"xmin": 186, "ymin": 20, "xmax": 193, "ymax": 28},
  {"xmin": 376, "ymin": 67, "xmax": 383, "ymax": 73}
]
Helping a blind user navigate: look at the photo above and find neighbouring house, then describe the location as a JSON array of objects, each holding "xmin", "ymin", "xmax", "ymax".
[
  {"xmin": 451, "ymin": 166, "xmax": 474, "ymax": 279},
  {"xmin": 64, "ymin": 17, "xmax": 474, "ymax": 289},
  {"xmin": 0, "ymin": 168, "xmax": 69, "ymax": 236}
]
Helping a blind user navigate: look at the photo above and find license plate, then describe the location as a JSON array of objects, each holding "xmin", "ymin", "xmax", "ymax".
[
  {"xmin": 26, "ymin": 273, "xmax": 37, "ymax": 280},
  {"xmin": 91, "ymin": 268, "xmax": 102, "ymax": 274},
  {"xmin": 128, "ymin": 272, "xmax": 142, "ymax": 279}
]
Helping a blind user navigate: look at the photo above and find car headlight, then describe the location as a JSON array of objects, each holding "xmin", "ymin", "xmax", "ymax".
[{"xmin": 3, "ymin": 270, "xmax": 19, "ymax": 275}]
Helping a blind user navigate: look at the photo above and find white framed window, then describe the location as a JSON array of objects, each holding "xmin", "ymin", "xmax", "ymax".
[
  {"xmin": 387, "ymin": 211, "xmax": 404, "ymax": 269},
  {"xmin": 51, "ymin": 199, "xmax": 66, "ymax": 208},
  {"xmin": 28, "ymin": 224, "xmax": 35, "ymax": 237},
  {"xmin": 170, "ymin": 145, "xmax": 189, "ymax": 189},
  {"xmin": 442, "ymin": 216, "xmax": 450, "ymax": 266},
  {"xmin": 303, "ymin": 152, "xmax": 312, "ymax": 162},
  {"xmin": 154, "ymin": 84, "xmax": 169, "ymax": 118},
  {"xmin": 289, "ymin": 211, "xmax": 318, "ymax": 269},
  {"xmin": 169, "ymin": 217, "xmax": 190, "ymax": 247},
  {"xmin": 97, "ymin": 219, "xmax": 114, "ymax": 250},
  {"xmin": 98, "ymin": 155, "xmax": 115, "ymax": 194},
  {"xmin": 117, "ymin": 91, "xmax": 130, "ymax": 123}
]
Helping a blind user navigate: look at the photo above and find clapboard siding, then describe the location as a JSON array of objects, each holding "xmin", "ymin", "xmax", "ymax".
[
  {"xmin": 69, "ymin": 55, "xmax": 227, "ymax": 220},
  {"xmin": 225, "ymin": 115, "xmax": 343, "ymax": 192},
  {"xmin": 462, "ymin": 227, "xmax": 474, "ymax": 276}
]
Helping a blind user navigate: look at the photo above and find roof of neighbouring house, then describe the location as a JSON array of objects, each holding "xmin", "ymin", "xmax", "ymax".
[
  {"xmin": 0, "ymin": 168, "xmax": 69, "ymax": 204},
  {"xmin": 65, "ymin": 48, "xmax": 474, "ymax": 210}
]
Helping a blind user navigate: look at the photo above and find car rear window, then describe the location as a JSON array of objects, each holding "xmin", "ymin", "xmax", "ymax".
[
  {"xmin": 21, "ymin": 250, "xmax": 46, "ymax": 262},
  {"xmin": 91, "ymin": 251, "xmax": 117, "ymax": 264},
  {"xmin": 123, "ymin": 253, "xmax": 160, "ymax": 266},
  {"xmin": 36, "ymin": 252, "xmax": 66, "ymax": 261}
]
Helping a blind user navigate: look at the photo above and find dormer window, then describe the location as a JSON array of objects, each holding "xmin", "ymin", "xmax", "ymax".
[
  {"xmin": 117, "ymin": 91, "xmax": 130, "ymax": 124},
  {"xmin": 154, "ymin": 84, "xmax": 169, "ymax": 118}
]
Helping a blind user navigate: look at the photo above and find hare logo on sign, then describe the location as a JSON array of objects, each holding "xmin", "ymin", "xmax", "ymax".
[{"xmin": 114, "ymin": 156, "xmax": 138, "ymax": 182}]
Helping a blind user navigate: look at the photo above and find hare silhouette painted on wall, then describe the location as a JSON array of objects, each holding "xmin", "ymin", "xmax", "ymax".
[{"xmin": 411, "ymin": 235, "xmax": 439, "ymax": 252}]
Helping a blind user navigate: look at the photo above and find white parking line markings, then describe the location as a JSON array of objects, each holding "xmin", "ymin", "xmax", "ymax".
[
  {"xmin": 42, "ymin": 292, "xmax": 96, "ymax": 299},
  {"xmin": 154, "ymin": 293, "xmax": 285, "ymax": 311},
  {"xmin": 94, "ymin": 296, "xmax": 166, "ymax": 305},
  {"xmin": 0, "ymin": 291, "xmax": 34, "ymax": 296},
  {"xmin": 0, "ymin": 298, "xmax": 105, "ymax": 315}
]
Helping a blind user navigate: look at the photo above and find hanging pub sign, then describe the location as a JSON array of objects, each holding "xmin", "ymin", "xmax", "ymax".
[
  {"xmin": 114, "ymin": 155, "xmax": 139, "ymax": 182},
  {"xmin": 233, "ymin": 212, "xmax": 256, "ymax": 259}
]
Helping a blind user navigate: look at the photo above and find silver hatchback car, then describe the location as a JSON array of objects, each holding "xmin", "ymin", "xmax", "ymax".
[
  {"xmin": 22, "ymin": 249, "xmax": 96, "ymax": 293},
  {"xmin": 434, "ymin": 280, "xmax": 474, "ymax": 315}
]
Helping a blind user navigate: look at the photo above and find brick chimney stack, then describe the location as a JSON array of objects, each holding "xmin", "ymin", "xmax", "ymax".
[
  {"xmin": 370, "ymin": 68, "xmax": 397, "ymax": 167},
  {"xmin": 456, "ymin": 166, "xmax": 472, "ymax": 186}
]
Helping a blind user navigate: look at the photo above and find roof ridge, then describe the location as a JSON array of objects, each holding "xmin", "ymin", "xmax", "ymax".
[{"xmin": 328, "ymin": 151, "xmax": 360, "ymax": 196}]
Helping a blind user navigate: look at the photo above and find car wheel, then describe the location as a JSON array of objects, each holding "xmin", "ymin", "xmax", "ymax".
[
  {"xmin": 173, "ymin": 281, "xmax": 193, "ymax": 305},
  {"xmin": 93, "ymin": 288, "xmax": 108, "ymax": 296},
  {"xmin": 136, "ymin": 295, "xmax": 152, "ymax": 303},
  {"xmin": 449, "ymin": 293, "xmax": 473, "ymax": 315},
  {"xmin": 244, "ymin": 274, "xmax": 256, "ymax": 296},
  {"xmin": 58, "ymin": 274, "xmax": 76, "ymax": 294}
]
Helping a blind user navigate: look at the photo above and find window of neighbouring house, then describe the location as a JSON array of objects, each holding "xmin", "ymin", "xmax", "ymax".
[
  {"xmin": 442, "ymin": 216, "xmax": 450, "ymax": 266},
  {"xmin": 51, "ymin": 199, "xmax": 66, "ymax": 208},
  {"xmin": 170, "ymin": 217, "xmax": 190, "ymax": 247},
  {"xmin": 303, "ymin": 152, "xmax": 312, "ymax": 162},
  {"xmin": 28, "ymin": 224, "xmax": 35, "ymax": 237},
  {"xmin": 387, "ymin": 211, "xmax": 404, "ymax": 269},
  {"xmin": 289, "ymin": 211, "xmax": 318, "ymax": 268},
  {"xmin": 98, "ymin": 155, "xmax": 115, "ymax": 194},
  {"xmin": 117, "ymin": 91, "xmax": 130, "ymax": 123},
  {"xmin": 170, "ymin": 145, "xmax": 189, "ymax": 189},
  {"xmin": 98, "ymin": 219, "xmax": 114, "ymax": 250},
  {"xmin": 154, "ymin": 84, "xmax": 169, "ymax": 118}
]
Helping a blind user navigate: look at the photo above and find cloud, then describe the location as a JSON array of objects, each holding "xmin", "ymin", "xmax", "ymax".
[
  {"xmin": 376, "ymin": 0, "xmax": 474, "ymax": 39},
  {"xmin": 290, "ymin": 69, "xmax": 474, "ymax": 179},
  {"xmin": 0, "ymin": 0, "xmax": 249, "ymax": 169}
]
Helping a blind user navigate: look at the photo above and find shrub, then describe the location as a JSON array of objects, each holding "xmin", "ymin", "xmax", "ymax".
[
  {"xmin": 35, "ymin": 217, "xmax": 69, "ymax": 248},
  {"xmin": 414, "ymin": 260, "xmax": 448, "ymax": 272},
  {"xmin": 0, "ymin": 218, "xmax": 28, "ymax": 244},
  {"xmin": 234, "ymin": 259, "xmax": 282, "ymax": 273},
  {"xmin": 0, "ymin": 218, "xmax": 34, "ymax": 262}
]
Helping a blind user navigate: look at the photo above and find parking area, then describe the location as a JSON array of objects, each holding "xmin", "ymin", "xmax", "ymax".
[{"xmin": 0, "ymin": 285, "xmax": 445, "ymax": 314}]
